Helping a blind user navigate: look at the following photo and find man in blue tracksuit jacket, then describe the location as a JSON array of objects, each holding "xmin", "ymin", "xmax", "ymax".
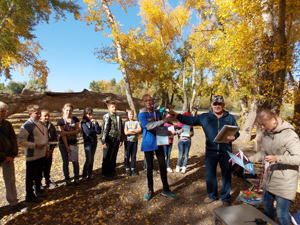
[{"xmin": 170, "ymin": 95, "xmax": 240, "ymax": 205}]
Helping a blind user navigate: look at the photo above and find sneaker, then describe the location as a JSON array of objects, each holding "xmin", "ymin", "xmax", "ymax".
[
  {"xmin": 126, "ymin": 170, "xmax": 132, "ymax": 176},
  {"xmin": 25, "ymin": 196, "xmax": 43, "ymax": 203},
  {"xmin": 74, "ymin": 179, "xmax": 80, "ymax": 186},
  {"xmin": 88, "ymin": 175, "xmax": 94, "ymax": 180},
  {"xmin": 167, "ymin": 167, "xmax": 173, "ymax": 173},
  {"xmin": 153, "ymin": 169, "xmax": 158, "ymax": 174},
  {"xmin": 204, "ymin": 197, "xmax": 215, "ymax": 204},
  {"xmin": 81, "ymin": 177, "xmax": 88, "ymax": 182},
  {"xmin": 11, "ymin": 202, "xmax": 28, "ymax": 212},
  {"xmin": 66, "ymin": 179, "xmax": 72, "ymax": 186},
  {"xmin": 181, "ymin": 167, "xmax": 186, "ymax": 174},
  {"xmin": 131, "ymin": 169, "xmax": 138, "ymax": 175},
  {"xmin": 46, "ymin": 180, "xmax": 57, "ymax": 188},
  {"xmin": 175, "ymin": 166, "xmax": 180, "ymax": 173},
  {"xmin": 161, "ymin": 190, "xmax": 178, "ymax": 199},
  {"xmin": 144, "ymin": 191, "xmax": 153, "ymax": 201}
]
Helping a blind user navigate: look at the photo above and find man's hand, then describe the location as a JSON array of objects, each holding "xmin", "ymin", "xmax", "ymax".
[
  {"xmin": 119, "ymin": 142, "xmax": 123, "ymax": 148},
  {"xmin": 265, "ymin": 155, "xmax": 277, "ymax": 163},
  {"xmin": 4, "ymin": 157, "xmax": 13, "ymax": 164},
  {"xmin": 169, "ymin": 111, "xmax": 178, "ymax": 118},
  {"xmin": 163, "ymin": 116, "xmax": 173, "ymax": 123},
  {"xmin": 36, "ymin": 144, "xmax": 45, "ymax": 149},
  {"xmin": 226, "ymin": 136, "xmax": 236, "ymax": 142},
  {"xmin": 189, "ymin": 131, "xmax": 193, "ymax": 136},
  {"xmin": 103, "ymin": 143, "xmax": 108, "ymax": 150}
]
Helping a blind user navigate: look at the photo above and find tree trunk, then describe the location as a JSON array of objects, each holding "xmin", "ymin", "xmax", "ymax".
[
  {"xmin": 192, "ymin": 92, "xmax": 201, "ymax": 116},
  {"xmin": 189, "ymin": 52, "xmax": 196, "ymax": 113},
  {"xmin": 230, "ymin": 69, "xmax": 248, "ymax": 115},
  {"xmin": 293, "ymin": 77, "xmax": 300, "ymax": 135},
  {"xmin": 101, "ymin": 0, "xmax": 137, "ymax": 117},
  {"xmin": 1, "ymin": 89, "xmax": 144, "ymax": 117},
  {"xmin": 240, "ymin": 99, "xmax": 260, "ymax": 141},
  {"xmin": 253, "ymin": 125, "xmax": 264, "ymax": 152},
  {"xmin": 170, "ymin": 92, "xmax": 174, "ymax": 105},
  {"xmin": 272, "ymin": 0, "xmax": 287, "ymax": 111}
]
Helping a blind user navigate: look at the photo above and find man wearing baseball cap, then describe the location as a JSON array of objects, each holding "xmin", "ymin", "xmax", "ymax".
[{"xmin": 170, "ymin": 95, "xmax": 239, "ymax": 206}]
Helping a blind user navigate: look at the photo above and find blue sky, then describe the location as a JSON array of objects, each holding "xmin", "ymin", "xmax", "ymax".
[
  {"xmin": 3, "ymin": 0, "xmax": 192, "ymax": 92},
  {"xmin": 3, "ymin": 1, "xmax": 141, "ymax": 92}
]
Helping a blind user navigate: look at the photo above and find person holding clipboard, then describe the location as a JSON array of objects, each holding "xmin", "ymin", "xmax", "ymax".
[
  {"xmin": 170, "ymin": 95, "xmax": 240, "ymax": 206},
  {"xmin": 138, "ymin": 94, "xmax": 178, "ymax": 201}
]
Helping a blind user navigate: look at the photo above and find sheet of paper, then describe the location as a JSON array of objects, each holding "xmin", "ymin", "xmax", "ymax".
[
  {"xmin": 156, "ymin": 127, "xmax": 169, "ymax": 146},
  {"xmin": 168, "ymin": 125, "xmax": 175, "ymax": 137},
  {"xmin": 228, "ymin": 150, "xmax": 254, "ymax": 175},
  {"xmin": 180, "ymin": 124, "xmax": 191, "ymax": 137}
]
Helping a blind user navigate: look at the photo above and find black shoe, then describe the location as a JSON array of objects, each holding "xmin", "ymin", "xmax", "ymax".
[
  {"xmin": 12, "ymin": 202, "xmax": 28, "ymax": 212},
  {"xmin": 35, "ymin": 190, "xmax": 47, "ymax": 197},
  {"xmin": 132, "ymin": 169, "xmax": 138, "ymax": 175},
  {"xmin": 126, "ymin": 170, "xmax": 131, "ymax": 176},
  {"xmin": 25, "ymin": 196, "xmax": 43, "ymax": 203},
  {"xmin": 105, "ymin": 174, "xmax": 113, "ymax": 179},
  {"xmin": 74, "ymin": 179, "xmax": 80, "ymax": 186},
  {"xmin": 66, "ymin": 179, "xmax": 72, "ymax": 186}
]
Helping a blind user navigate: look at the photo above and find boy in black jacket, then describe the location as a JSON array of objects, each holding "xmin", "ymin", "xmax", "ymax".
[{"xmin": 41, "ymin": 109, "xmax": 58, "ymax": 188}]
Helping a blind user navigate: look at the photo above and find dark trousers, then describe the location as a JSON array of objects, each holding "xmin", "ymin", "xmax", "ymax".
[
  {"xmin": 144, "ymin": 149, "xmax": 170, "ymax": 193},
  {"xmin": 82, "ymin": 141, "xmax": 97, "ymax": 177},
  {"xmin": 205, "ymin": 151, "xmax": 232, "ymax": 202},
  {"xmin": 42, "ymin": 154, "xmax": 52, "ymax": 181},
  {"xmin": 125, "ymin": 141, "xmax": 137, "ymax": 169},
  {"xmin": 102, "ymin": 136, "xmax": 120, "ymax": 176},
  {"xmin": 26, "ymin": 157, "xmax": 45, "ymax": 198}
]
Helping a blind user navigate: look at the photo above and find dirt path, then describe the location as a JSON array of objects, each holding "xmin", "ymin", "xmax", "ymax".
[{"xmin": 0, "ymin": 112, "xmax": 299, "ymax": 224}]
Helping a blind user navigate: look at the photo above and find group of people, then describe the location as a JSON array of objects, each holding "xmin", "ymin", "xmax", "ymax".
[{"xmin": 1, "ymin": 94, "xmax": 300, "ymax": 225}]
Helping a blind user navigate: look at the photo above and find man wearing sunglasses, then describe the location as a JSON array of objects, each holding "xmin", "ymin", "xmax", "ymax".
[{"xmin": 170, "ymin": 95, "xmax": 240, "ymax": 206}]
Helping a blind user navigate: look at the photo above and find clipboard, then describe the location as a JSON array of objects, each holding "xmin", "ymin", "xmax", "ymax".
[{"xmin": 213, "ymin": 125, "xmax": 240, "ymax": 143}]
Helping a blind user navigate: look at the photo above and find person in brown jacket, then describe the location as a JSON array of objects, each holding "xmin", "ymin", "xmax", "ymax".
[
  {"xmin": 0, "ymin": 101, "xmax": 26, "ymax": 211},
  {"xmin": 248, "ymin": 109, "xmax": 300, "ymax": 225}
]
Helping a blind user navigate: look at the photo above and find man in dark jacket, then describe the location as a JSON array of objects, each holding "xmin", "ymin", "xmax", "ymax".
[
  {"xmin": 170, "ymin": 95, "xmax": 240, "ymax": 206},
  {"xmin": 0, "ymin": 101, "xmax": 25, "ymax": 210}
]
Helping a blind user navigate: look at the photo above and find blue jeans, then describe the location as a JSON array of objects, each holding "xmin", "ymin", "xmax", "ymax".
[
  {"xmin": 263, "ymin": 189, "xmax": 291, "ymax": 225},
  {"xmin": 177, "ymin": 140, "xmax": 191, "ymax": 168},
  {"xmin": 82, "ymin": 142, "xmax": 97, "ymax": 177},
  {"xmin": 163, "ymin": 143, "xmax": 173, "ymax": 168},
  {"xmin": 205, "ymin": 151, "xmax": 231, "ymax": 202},
  {"xmin": 59, "ymin": 143, "xmax": 79, "ymax": 180}
]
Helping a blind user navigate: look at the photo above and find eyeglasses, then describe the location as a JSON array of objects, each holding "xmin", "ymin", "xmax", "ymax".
[{"xmin": 213, "ymin": 103, "xmax": 222, "ymax": 106}]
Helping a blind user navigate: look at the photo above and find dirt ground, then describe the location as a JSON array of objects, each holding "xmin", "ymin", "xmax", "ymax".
[{"xmin": 0, "ymin": 111, "xmax": 299, "ymax": 225}]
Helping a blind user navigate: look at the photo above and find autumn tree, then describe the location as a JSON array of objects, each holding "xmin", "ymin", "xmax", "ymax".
[
  {"xmin": 0, "ymin": 0, "xmax": 80, "ymax": 84},
  {"xmin": 84, "ymin": 0, "xmax": 138, "ymax": 117}
]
